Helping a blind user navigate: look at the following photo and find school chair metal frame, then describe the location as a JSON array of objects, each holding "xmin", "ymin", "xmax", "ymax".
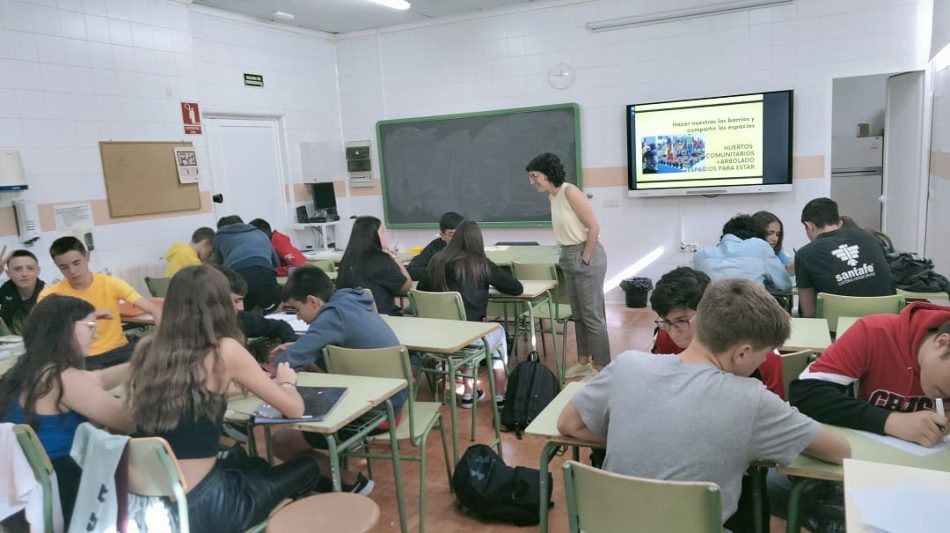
[
  {"xmin": 323, "ymin": 345, "xmax": 451, "ymax": 533},
  {"xmin": 816, "ymin": 293, "xmax": 905, "ymax": 335},
  {"xmin": 511, "ymin": 262, "xmax": 572, "ymax": 382},
  {"xmin": 778, "ymin": 350, "xmax": 814, "ymax": 401},
  {"xmin": 12, "ymin": 424, "xmax": 58, "ymax": 532},
  {"xmin": 562, "ymin": 460, "xmax": 722, "ymax": 533}
]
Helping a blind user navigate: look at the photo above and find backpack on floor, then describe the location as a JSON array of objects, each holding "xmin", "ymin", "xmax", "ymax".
[
  {"xmin": 451, "ymin": 444, "xmax": 552, "ymax": 526},
  {"xmin": 501, "ymin": 352, "xmax": 560, "ymax": 438}
]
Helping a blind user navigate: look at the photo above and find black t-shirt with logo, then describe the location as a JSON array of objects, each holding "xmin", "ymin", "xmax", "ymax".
[
  {"xmin": 0, "ymin": 279, "xmax": 45, "ymax": 335},
  {"xmin": 795, "ymin": 228, "xmax": 895, "ymax": 297}
]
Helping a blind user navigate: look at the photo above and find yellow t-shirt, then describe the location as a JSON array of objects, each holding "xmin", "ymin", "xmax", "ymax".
[
  {"xmin": 164, "ymin": 242, "xmax": 200, "ymax": 277},
  {"xmin": 39, "ymin": 273, "xmax": 142, "ymax": 356}
]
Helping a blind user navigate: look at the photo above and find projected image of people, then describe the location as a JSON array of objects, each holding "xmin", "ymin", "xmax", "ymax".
[{"xmin": 642, "ymin": 135, "xmax": 706, "ymax": 173}]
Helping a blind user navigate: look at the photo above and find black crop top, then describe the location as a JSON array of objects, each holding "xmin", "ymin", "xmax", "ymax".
[{"xmin": 148, "ymin": 399, "xmax": 225, "ymax": 460}]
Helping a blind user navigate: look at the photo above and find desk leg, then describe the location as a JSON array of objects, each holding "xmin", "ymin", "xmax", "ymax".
[
  {"xmin": 538, "ymin": 441, "xmax": 560, "ymax": 533},
  {"xmin": 264, "ymin": 426, "xmax": 274, "ymax": 464},
  {"xmin": 749, "ymin": 466, "xmax": 767, "ymax": 533},
  {"xmin": 326, "ymin": 434, "xmax": 342, "ymax": 492},
  {"xmin": 786, "ymin": 477, "xmax": 820, "ymax": 533},
  {"xmin": 526, "ymin": 298, "xmax": 538, "ymax": 354},
  {"xmin": 446, "ymin": 357, "xmax": 461, "ymax": 465},
  {"xmin": 483, "ymin": 335, "xmax": 503, "ymax": 457},
  {"xmin": 545, "ymin": 290, "xmax": 562, "ymax": 384},
  {"xmin": 385, "ymin": 400, "xmax": 408, "ymax": 533}
]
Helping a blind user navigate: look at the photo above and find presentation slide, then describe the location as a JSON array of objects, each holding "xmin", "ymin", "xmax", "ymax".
[{"xmin": 632, "ymin": 94, "xmax": 765, "ymax": 189}]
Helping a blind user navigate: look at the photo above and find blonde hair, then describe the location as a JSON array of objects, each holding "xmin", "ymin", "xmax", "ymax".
[
  {"xmin": 127, "ymin": 265, "xmax": 244, "ymax": 432},
  {"xmin": 693, "ymin": 279, "xmax": 790, "ymax": 353}
]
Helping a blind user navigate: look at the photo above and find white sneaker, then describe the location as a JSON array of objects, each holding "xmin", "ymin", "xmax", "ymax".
[{"xmin": 564, "ymin": 362, "xmax": 593, "ymax": 379}]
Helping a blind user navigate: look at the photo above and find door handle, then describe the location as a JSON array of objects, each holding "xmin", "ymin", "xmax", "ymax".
[{"xmin": 212, "ymin": 193, "xmax": 224, "ymax": 203}]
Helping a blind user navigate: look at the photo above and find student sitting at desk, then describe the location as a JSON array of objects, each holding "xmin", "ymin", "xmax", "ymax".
[
  {"xmin": 249, "ymin": 218, "xmax": 306, "ymax": 277},
  {"xmin": 795, "ymin": 197, "xmax": 895, "ymax": 318},
  {"xmin": 213, "ymin": 265, "xmax": 297, "ymax": 343},
  {"xmin": 790, "ymin": 302, "xmax": 950, "ymax": 446},
  {"xmin": 164, "ymin": 226, "xmax": 214, "ymax": 277},
  {"xmin": 557, "ymin": 279, "xmax": 850, "ymax": 531},
  {"xmin": 752, "ymin": 211, "xmax": 794, "ymax": 274},
  {"xmin": 336, "ymin": 216, "xmax": 411, "ymax": 316},
  {"xmin": 693, "ymin": 214, "xmax": 792, "ymax": 294},
  {"xmin": 418, "ymin": 219, "xmax": 521, "ymax": 408},
  {"xmin": 214, "ymin": 215, "xmax": 281, "ymax": 313},
  {"xmin": 39, "ymin": 237, "xmax": 162, "ymax": 370},
  {"xmin": 407, "ymin": 211, "xmax": 463, "ymax": 281},
  {"xmin": 126, "ymin": 266, "xmax": 322, "ymax": 532},
  {"xmin": 270, "ymin": 266, "xmax": 405, "ymax": 495},
  {"xmin": 650, "ymin": 266, "xmax": 785, "ymax": 398},
  {"xmin": 0, "ymin": 249, "xmax": 46, "ymax": 335},
  {"xmin": 1, "ymin": 295, "xmax": 133, "ymax": 524}
]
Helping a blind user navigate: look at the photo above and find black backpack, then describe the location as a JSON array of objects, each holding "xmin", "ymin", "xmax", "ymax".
[
  {"xmin": 451, "ymin": 444, "xmax": 552, "ymax": 526},
  {"xmin": 501, "ymin": 352, "xmax": 561, "ymax": 438}
]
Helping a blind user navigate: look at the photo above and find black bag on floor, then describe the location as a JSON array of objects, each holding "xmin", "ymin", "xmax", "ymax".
[
  {"xmin": 501, "ymin": 351, "xmax": 560, "ymax": 438},
  {"xmin": 451, "ymin": 444, "xmax": 552, "ymax": 526}
]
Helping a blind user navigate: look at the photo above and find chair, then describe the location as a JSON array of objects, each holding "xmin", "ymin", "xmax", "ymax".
[
  {"xmin": 144, "ymin": 276, "xmax": 172, "ymax": 298},
  {"xmin": 511, "ymin": 262, "xmax": 572, "ymax": 378},
  {"xmin": 266, "ymin": 493, "xmax": 379, "ymax": 532},
  {"xmin": 816, "ymin": 293, "xmax": 905, "ymax": 334},
  {"xmin": 323, "ymin": 345, "xmax": 451, "ymax": 533},
  {"xmin": 778, "ymin": 350, "xmax": 814, "ymax": 401},
  {"xmin": 128, "ymin": 437, "xmax": 276, "ymax": 533},
  {"xmin": 562, "ymin": 460, "xmax": 721, "ymax": 533},
  {"xmin": 12, "ymin": 425, "xmax": 59, "ymax": 532},
  {"xmin": 310, "ymin": 259, "xmax": 336, "ymax": 274}
]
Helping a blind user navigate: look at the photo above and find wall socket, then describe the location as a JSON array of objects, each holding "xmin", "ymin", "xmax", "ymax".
[
  {"xmin": 679, "ymin": 242, "xmax": 698, "ymax": 253},
  {"xmin": 603, "ymin": 198, "xmax": 620, "ymax": 208}
]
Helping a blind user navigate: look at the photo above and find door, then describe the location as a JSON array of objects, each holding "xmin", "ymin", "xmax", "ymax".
[
  {"xmin": 882, "ymin": 71, "xmax": 926, "ymax": 253},
  {"xmin": 830, "ymin": 172, "xmax": 882, "ymax": 229},
  {"xmin": 205, "ymin": 117, "xmax": 288, "ymax": 230}
]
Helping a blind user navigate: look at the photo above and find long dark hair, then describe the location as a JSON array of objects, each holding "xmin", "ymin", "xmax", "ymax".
[
  {"xmin": 0, "ymin": 296, "xmax": 95, "ymax": 423},
  {"xmin": 752, "ymin": 211, "xmax": 785, "ymax": 255},
  {"xmin": 427, "ymin": 220, "xmax": 490, "ymax": 291},
  {"xmin": 127, "ymin": 265, "xmax": 242, "ymax": 432},
  {"xmin": 337, "ymin": 216, "xmax": 389, "ymax": 289}
]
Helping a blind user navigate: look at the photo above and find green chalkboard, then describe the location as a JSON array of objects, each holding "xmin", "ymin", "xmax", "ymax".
[{"xmin": 377, "ymin": 104, "xmax": 582, "ymax": 228}]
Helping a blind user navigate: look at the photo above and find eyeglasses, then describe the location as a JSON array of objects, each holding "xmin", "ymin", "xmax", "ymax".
[{"xmin": 655, "ymin": 316, "xmax": 693, "ymax": 332}]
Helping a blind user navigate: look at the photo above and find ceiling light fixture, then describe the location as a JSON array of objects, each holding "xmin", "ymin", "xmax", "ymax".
[
  {"xmin": 271, "ymin": 10, "xmax": 295, "ymax": 20},
  {"xmin": 369, "ymin": 0, "xmax": 411, "ymax": 11},
  {"xmin": 586, "ymin": 0, "xmax": 793, "ymax": 32}
]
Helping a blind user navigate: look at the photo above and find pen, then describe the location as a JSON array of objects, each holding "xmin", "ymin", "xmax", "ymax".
[{"xmin": 937, "ymin": 398, "xmax": 945, "ymax": 418}]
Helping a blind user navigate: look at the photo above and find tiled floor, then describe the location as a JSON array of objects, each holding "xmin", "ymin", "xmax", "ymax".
[{"xmin": 344, "ymin": 303, "xmax": 658, "ymax": 532}]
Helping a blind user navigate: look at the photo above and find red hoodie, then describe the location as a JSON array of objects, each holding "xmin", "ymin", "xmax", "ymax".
[
  {"xmin": 271, "ymin": 230, "xmax": 307, "ymax": 276},
  {"xmin": 651, "ymin": 329, "xmax": 786, "ymax": 399},
  {"xmin": 790, "ymin": 302, "xmax": 950, "ymax": 433}
]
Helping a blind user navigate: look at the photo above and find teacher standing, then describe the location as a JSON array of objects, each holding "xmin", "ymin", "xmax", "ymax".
[{"xmin": 526, "ymin": 153, "xmax": 610, "ymax": 376}]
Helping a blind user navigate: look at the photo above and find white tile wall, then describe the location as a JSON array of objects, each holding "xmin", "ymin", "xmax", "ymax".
[{"xmin": 335, "ymin": 0, "xmax": 932, "ymax": 300}]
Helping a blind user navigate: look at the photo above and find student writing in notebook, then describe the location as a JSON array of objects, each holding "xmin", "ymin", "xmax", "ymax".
[
  {"xmin": 213, "ymin": 265, "xmax": 297, "ymax": 343},
  {"xmin": 335, "ymin": 216, "xmax": 411, "ymax": 315}
]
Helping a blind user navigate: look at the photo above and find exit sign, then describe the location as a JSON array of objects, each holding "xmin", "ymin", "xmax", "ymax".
[{"xmin": 244, "ymin": 73, "xmax": 264, "ymax": 87}]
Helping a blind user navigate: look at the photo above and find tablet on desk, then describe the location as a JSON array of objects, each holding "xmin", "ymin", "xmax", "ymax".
[{"xmin": 253, "ymin": 386, "xmax": 347, "ymax": 424}]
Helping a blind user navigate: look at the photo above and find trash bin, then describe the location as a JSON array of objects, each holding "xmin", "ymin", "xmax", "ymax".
[{"xmin": 620, "ymin": 277, "xmax": 653, "ymax": 308}]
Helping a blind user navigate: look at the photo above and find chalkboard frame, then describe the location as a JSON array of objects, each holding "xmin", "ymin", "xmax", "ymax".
[{"xmin": 376, "ymin": 103, "xmax": 583, "ymax": 229}]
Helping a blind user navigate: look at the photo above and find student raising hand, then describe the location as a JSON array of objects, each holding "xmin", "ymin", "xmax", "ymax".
[{"xmin": 883, "ymin": 410, "xmax": 949, "ymax": 448}]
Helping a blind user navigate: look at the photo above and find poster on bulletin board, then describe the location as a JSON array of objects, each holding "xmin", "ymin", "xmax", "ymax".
[{"xmin": 174, "ymin": 146, "xmax": 199, "ymax": 184}]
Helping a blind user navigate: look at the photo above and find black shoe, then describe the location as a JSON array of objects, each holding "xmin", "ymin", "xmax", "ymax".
[{"xmin": 460, "ymin": 389, "xmax": 485, "ymax": 409}]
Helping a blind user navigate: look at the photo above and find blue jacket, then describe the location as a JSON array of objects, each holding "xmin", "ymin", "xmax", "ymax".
[
  {"xmin": 693, "ymin": 234, "xmax": 793, "ymax": 292},
  {"xmin": 214, "ymin": 223, "xmax": 278, "ymax": 271}
]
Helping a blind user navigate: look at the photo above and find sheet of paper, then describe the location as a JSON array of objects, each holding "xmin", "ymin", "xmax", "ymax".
[
  {"xmin": 855, "ymin": 430, "xmax": 950, "ymax": 457},
  {"xmin": 850, "ymin": 482, "xmax": 950, "ymax": 533},
  {"xmin": 53, "ymin": 203, "xmax": 93, "ymax": 230},
  {"xmin": 265, "ymin": 312, "xmax": 309, "ymax": 333}
]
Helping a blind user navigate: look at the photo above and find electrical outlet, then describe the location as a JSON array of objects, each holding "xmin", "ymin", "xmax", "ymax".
[
  {"xmin": 603, "ymin": 198, "xmax": 620, "ymax": 208},
  {"xmin": 679, "ymin": 242, "xmax": 698, "ymax": 253}
]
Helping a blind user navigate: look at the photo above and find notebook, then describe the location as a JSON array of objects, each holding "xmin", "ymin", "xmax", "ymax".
[{"xmin": 252, "ymin": 386, "xmax": 347, "ymax": 425}]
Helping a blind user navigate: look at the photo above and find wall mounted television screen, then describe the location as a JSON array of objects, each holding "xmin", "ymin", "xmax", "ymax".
[{"xmin": 627, "ymin": 90, "xmax": 793, "ymax": 197}]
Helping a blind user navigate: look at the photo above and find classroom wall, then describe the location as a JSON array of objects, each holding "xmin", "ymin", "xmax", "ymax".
[
  {"xmin": 0, "ymin": 0, "xmax": 342, "ymax": 292},
  {"xmin": 927, "ymin": 2, "xmax": 950, "ymax": 275},
  {"xmin": 334, "ymin": 0, "xmax": 932, "ymax": 301}
]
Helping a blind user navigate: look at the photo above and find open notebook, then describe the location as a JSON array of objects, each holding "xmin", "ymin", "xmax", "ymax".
[{"xmin": 252, "ymin": 386, "xmax": 347, "ymax": 424}]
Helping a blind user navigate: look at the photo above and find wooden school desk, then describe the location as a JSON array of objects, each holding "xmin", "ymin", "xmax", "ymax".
[
  {"xmin": 783, "ymin": 318, "xmax": 832, "ymax": 352},
  {"xmin": 489, "ymin": 279, "xmax": 560, "ymax": 378},
  {"xmin": 836, "ymin": 316, "xmax": 860, "ymax": 336},
  {"xmin": 843, "ymin": 459, "xmax": 950, "ymax": 533},
  {"xmin": 227, "ymin": 372, "xmax": 409, "ymax": 533},
  {"xmin": 778, "ymin": 426, "xmax": 950, "ymax": 533},
  {"xmin": 524, "ymin": 382, "xmax": 603, "ymax": 533},
  {"xmin": 381, "ymin": 315, "xmax": 504, "ymax": 464},
  {"xmin": 483, "ymin": 245, "xmax": 560, "ymax": 266}
]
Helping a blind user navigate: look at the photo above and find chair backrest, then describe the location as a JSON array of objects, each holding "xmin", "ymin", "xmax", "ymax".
[
  {"xmin": 408, "ymin": 289, "xmax": 466, "ymax": 321},
  {"xmin": 816, "ymin": 293, "xmax": 905, "ymax": 334},
  {"xmin": 779, "ymin": 350, "xmax": 813, "ymax": 400},
  {"xmin": 127, "ymin": 437, "xmax": 189, "ymax": 529},
  {"xmin": 144, "ymin": 276, "xmax": 172, "ymax": 298},
  {"xmin": 13, "ymin": 424, "xmax": 57, "ymax": 531},
  {"xmin": 562, "ymin": 460, "xmax": 721, "ymax": 533},
  {"xmin": 0, "ymin": 317, "xmax": 12, "ymax": 336},
  {"xmin": 323, "ymin": 345, "xmax": 416, "ymax": 439},
  {"xmin": 311, "ymin": 259, "xmax": 336, "ymax": 273}
]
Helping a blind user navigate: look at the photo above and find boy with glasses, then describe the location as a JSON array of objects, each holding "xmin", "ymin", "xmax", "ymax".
[{"xmin": 650, "ymin": 266, "xmax": 784, "ymax": 397}]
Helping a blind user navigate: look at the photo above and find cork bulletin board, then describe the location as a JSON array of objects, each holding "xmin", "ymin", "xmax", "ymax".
[{"xmin": 99, "ymin": 141, "xmax": 202, "ymax": 217}]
